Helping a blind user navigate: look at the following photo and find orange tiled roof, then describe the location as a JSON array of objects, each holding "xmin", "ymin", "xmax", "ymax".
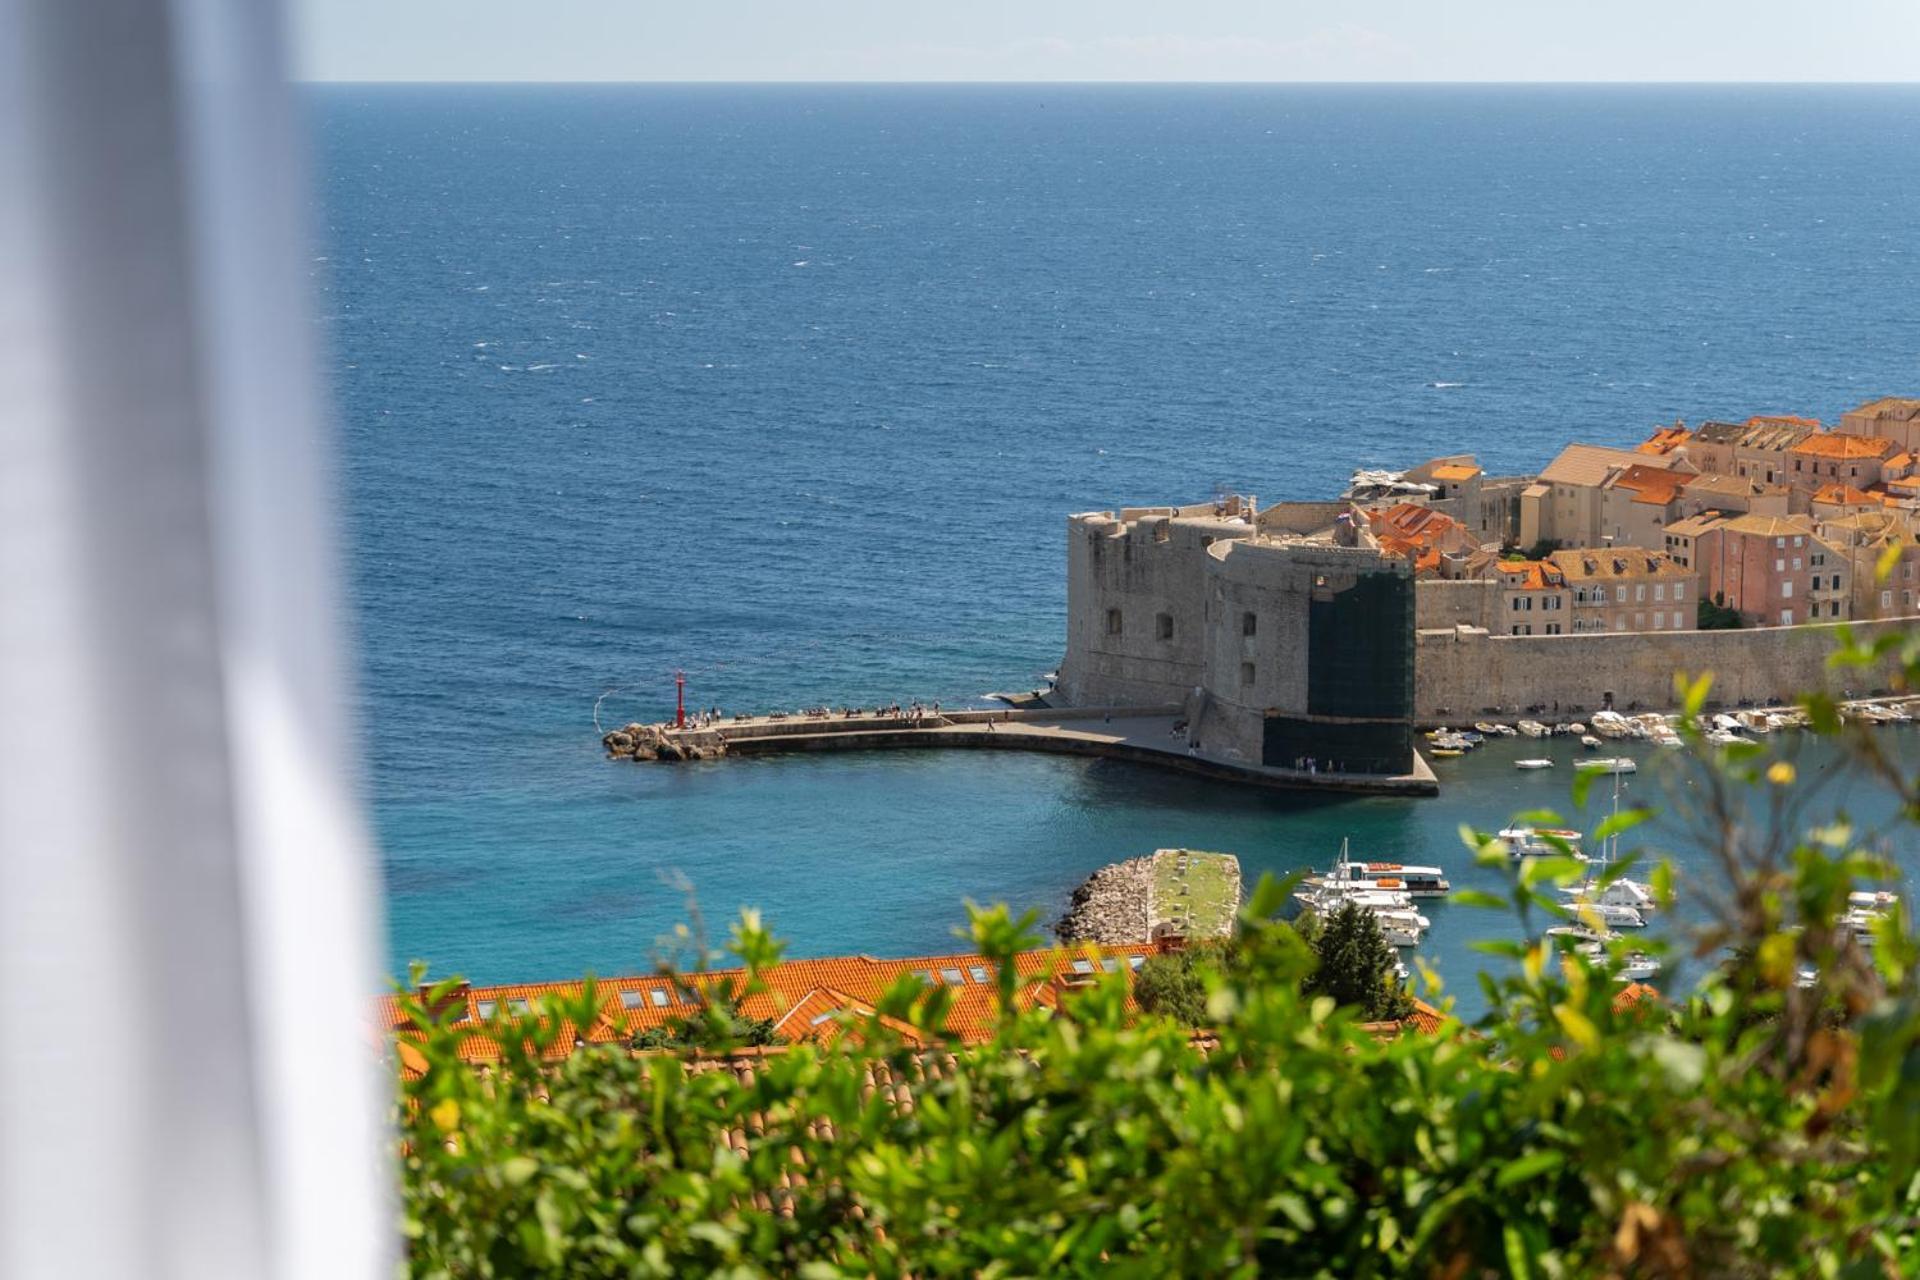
[
  {"xmin": 382, "ymin": 940, "xmax": 1452, "ymax": 1077},
  {"xmin": 1370, "ymin": 501, "xmax": 1460, "ymax": 543},
  {"xmin": 1636, "ymin": 425, "xmax": 1692, "ymax": 455},
  {"xmin": 1810, "ymin": 482, "xmax": 1883, "ymax": 508},
  {"xmin": 1607, "ymin": 463, "xmax": 1691, "ymax": 506},
  {"xmin": 1790, "ymin": 432, "xmax": 1899, "ymax": 460},
  {"xmin": 1429, "ymin": 462, "xmax": 1482, "ymax": 482},
  {"xmin": 1495, "ymin": 560, "xmax": 1563, "ymax": 590}
]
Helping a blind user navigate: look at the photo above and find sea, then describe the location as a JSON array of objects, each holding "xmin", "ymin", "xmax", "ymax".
[{"xmin": 310, "ymin": 85, "xmax": 1920, "ymax": 1009}]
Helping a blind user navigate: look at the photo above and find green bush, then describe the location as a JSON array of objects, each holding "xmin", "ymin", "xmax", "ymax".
[
  {"xmin": 1698, "ymin": 593, "xmax": 1745, "ymax": 630},
  {"xmin": 394, "ymin": 665, "xmax": 1920, "ymax": 1277}
]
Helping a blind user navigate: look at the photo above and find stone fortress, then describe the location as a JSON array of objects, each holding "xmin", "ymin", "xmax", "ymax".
[
  {"xmin": 1054, "ymin": 497, "xmax": 1417, "ymax": 776},
  {"xmin": 1052, "ymin": 397, "xmax": 1920, "ymax": 743}
]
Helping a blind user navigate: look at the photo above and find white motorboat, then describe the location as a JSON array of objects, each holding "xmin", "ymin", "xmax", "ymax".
[
  {"xmin": 1575, "ymin": 756, "xmax": 1637, "ymax": 775},
  {"xmin": 1308, "ymin": 847, "xmax": 1452, "ymax": 898},
  {"xmin": 1616, "ymin": 953, "xmax": 1660, "ymax": 983},
  {"xmin": 1515, "ymin": 758, "xmax": 1553, "ymax": 770},
  {"xmin": 1516, "ymin": 720, "xmax": 1549, "ymax": 738},
  {"xmin": 1580, "ymin": 734, "xmax": 1603, "ymax": 750},
  {"xmin": 1567, "ymin": 900, "xmax": 1647, "ymax": 930}
]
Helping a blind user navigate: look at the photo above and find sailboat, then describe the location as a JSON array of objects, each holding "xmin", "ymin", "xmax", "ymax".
[{"xmin": 1560, "ymin": 769, "xmax": 1659, "ymax": 925}]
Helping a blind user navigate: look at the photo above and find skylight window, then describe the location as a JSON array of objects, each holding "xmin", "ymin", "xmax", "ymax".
[
  {"xmin": 476, "ymin": 999, "xmax": 498, "ymax": 1019},
  {"xmin": 1101, "ymin": 958, "xmax": 1120, "ymax": 973},
  {"xmin": 968, "ymin": 966, "xmax": 990, "ymax": 983},
  {"xmin": 1128, "ymin": 956, "xmax": 1145, "ymax": 970},
  {"xmin": 1071, "ymin": 959, "xmax": 1095, "ymax": 975},
  {"xmin": 809, "ymin": 1011, "xmax": 837, "ymax": 1027},
  {"xmin": 940, "ymin": 967, "xmax": 965, "ymax": 984},
  {"xmin": 650, "ymin": 989, "xmax": 669, "ymax": 1008},
  {"xmin": 618, "ymin": 989, "xmax": 646, "ymax": 1009}
]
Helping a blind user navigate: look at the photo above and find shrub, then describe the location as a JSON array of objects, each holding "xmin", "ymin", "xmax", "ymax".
[{"xmin": 393, "ymin": 667, "xmax": 1920, "ymax": 1276}]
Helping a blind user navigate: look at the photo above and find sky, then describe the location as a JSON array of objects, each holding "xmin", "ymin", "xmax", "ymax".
[{"xmin": 293, "ymin": 1, "xmax": 1920, "ymax": 83}]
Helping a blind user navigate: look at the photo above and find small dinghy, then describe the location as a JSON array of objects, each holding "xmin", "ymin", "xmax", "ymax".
[{"xmin": 1515, "ymin": 758, "xmax": 1553, "ymax": 770}]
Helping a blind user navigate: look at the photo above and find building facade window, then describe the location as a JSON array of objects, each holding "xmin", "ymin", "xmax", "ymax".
[
  {"xmin": 1155, "ymin": 612, "xmax": 1174, "ymax": 640},
  {"xmin": 1105, "ymin": 608, "xmax": 1123, "ymax": 636},
  {"xmin": 1239, "ymin": 661, "xmax": 1256, "ymax": 688},
  {"xmin": 1241, "ymin": 611, "xmax": 1257, "ymax": 637}
]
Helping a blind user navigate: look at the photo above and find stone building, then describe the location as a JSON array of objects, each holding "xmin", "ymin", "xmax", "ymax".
[
  {"xmin": 1814, "ymin": 510, "xmax": 1920, "ymax": 621},
  {"xmin": 1685, "ymin": 418, "xmax": 1816, "ymax": 484},
  {"xmin": 1787, "ymin": 432, "xmax": 1903, "ymax": 491},
  {"xmin": 1492, "ymin": 559, "xmax": 1569, "ymax": 635},
  {"xmin": 1547, "ymin": 548, "xmax": 1695, "ymax": 635},
  {"xmin": 1597, "ymin": 464, "xmax": 1692, "ymax": 550},
  {"xmin": 1055, "ymin": 499, "xmax": 1416, "ymax": 777},
  {"xmin": 1518, "ymin": 443, "xmax": 1687, "ymax": 550},
  {"xmin": 1839, "ymin": 397, "xmax": 1920, "ymax": 452},
  {"xmin": 1694, "ymin": 513, "xmax": 1850, "ymax": 627}
]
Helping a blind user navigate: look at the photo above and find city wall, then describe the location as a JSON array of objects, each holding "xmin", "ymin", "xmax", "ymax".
[{"xmin": 1414, "ymin": 617, "xmax": 1918, "ymax": 722}]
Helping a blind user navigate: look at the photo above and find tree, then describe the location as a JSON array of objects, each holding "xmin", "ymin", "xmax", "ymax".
[
  {"xmin": 1301, "ymin": 901, "xmax": 1413, "ymax": 1021},
  {"xmin": 1132, "ymin": 950, "xmax": 1207, "ymax": 1025},
  {"xmin": 1698, "ymin": 592, "xmax": 1745, "ymax": 630},
  {"xmin": 1130, "ymin": 940, "xmax": 1252, "ymax": 1027}
]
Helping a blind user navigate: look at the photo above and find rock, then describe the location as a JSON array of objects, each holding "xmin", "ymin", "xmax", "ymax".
[
  {"xmin": 1055, "ymin": 856, "xmax": 1153, "ymax": 945},
  {"xmin": 604, "ymin": 731, "xmax": 635, "ymax": 755}
]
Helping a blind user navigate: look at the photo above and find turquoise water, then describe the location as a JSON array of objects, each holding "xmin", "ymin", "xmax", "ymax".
[{"xmin": 311, "ymin": 86, "xmax": 1920, "ymax": 1001}]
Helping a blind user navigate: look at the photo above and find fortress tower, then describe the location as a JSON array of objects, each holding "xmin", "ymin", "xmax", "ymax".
[{"xmin": 1055, "ymin": 499, "xmax": 1415, "ymax": 776}]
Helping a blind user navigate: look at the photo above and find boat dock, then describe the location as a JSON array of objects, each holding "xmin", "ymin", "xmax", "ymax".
[{"xmin": 603, "ymin": 706, "xmax": 1438, "ymax": 797}]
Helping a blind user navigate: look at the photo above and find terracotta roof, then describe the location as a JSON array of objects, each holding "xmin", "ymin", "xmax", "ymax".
[
  {"xmin": 1748, "ymin": 414, "xmax": 1822, "ymax": 431},
  {"xmin": 1636, "ymin": 425, "xmax": 1692, "ymax": 455},
  {"xmin": 1810, "ymin": 483, "xmax": 1883, "ymax": 509},
  {"xmin": 1547, "ymin": 548, "xmax": 1690, "ymax": 581},
  {"xmin": 1369, "ymin": 502, "xmax": 1460, "ymax": 543},
  {"xmin": 382, "ymin": 939, "xmax": 1455, "ymax": 1079},
  {"xmin": 1605, "ymin": 464, "xmax": 1691, "ymax": 506},
  {"xmin": 1846, "ymin": 396, "xmax": 1920, "ymax": 421},
  {"xmin": 1790, "ymin": 432, "xmax": 1899, "ymax": 461},
  {"xmin": 1716, "ymin": 513, "xmax": 1822, "ymax": 539},
  {"xmin": 1539, "ymin": 444, "xmax": 1675, "ymax": 488},
  {"xmin": 1611, "ymin": 983, "xmax": 1663, "ymax": 1016},
  {"xmin": 1680, "ymin": 473, "xmax": 1761, "ymax": 499},
  {"xmin": 1429, "ymin": 462, "xmax": 1482, "ymax": 482},
  {"xmin": 1664, "ymin": 512, "xmax": 1730, "ymax": 538},
  {"xmin": 1495, "ymin": 560, "xmax": 1563, "ymax": 590}
]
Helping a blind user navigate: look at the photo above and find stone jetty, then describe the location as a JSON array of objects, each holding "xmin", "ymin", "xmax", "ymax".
[
  {"xmin": 602, "ymin": 722, "xmax": 727, "ymax": 763},
  {"xmin": 1056, "ymin": 849, "xmax": 1242, "ymax": 945},
  {"xmin": 601, "ymin": 707, "xmax": 1436, "ymax": 796}
]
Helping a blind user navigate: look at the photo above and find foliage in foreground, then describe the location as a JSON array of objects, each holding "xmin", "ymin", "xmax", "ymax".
[{"xmin": 397, "ymin": 673, "xmax": 1920, "ymax": 1277}]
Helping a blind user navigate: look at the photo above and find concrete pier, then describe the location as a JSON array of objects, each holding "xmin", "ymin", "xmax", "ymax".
[{"xmin": 606, "ymin": 705, "xmax": 1438, "ymax": 797}]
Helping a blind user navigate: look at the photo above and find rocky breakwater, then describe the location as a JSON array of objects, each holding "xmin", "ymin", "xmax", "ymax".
[
  {"xmin": 602, "ymin": 723, "xmax": 727, "ymax": 763},
  {"xmin": 1056, "ymin": 849, "xmax": 1244, "ymax": 945},
  {"xmin": 1055, "ymin": 855, "xmax": 1154, "ymax": 945}
]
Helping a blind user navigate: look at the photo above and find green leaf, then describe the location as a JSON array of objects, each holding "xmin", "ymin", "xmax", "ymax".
[
  {"xmin": 1450, "ymin": 889, "xmax": 1507, "ymax": 910},
  {"xmin": 1592, "ymin": 806, "xmax": 1652, "ymax": 844},
  {"xmin": 1494, "ymin": 1150, "xmax": 1564, "ymax": 1189}
]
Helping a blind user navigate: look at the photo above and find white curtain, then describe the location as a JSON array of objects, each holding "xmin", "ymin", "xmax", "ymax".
[{"xmin": 0, "ymin": 0, "xmax": 388, "ymax": 1277}]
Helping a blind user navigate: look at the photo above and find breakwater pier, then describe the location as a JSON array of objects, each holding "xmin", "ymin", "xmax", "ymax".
[{"xmin": 603, "ymin": 705, "xmax": 1438, "ymax": 797}]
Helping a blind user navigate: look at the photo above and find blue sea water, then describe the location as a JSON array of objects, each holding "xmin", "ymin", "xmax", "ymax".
[{"xmin": 311, "ymin": 85, "xmax": 1920, "ymax": 1000}]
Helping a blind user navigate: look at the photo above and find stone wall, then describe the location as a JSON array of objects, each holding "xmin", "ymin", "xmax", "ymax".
[
  {"xmin": 1054, "ymin": 510, "xmax": 1245, "ymax": 706},
  {"xmin": 1415, "ymin": 578, "xmax": 1499, "ymax": 631},
  {"xmin": 1414, "ymin": 617, "xmax": 1918, "ymax": 721}
]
